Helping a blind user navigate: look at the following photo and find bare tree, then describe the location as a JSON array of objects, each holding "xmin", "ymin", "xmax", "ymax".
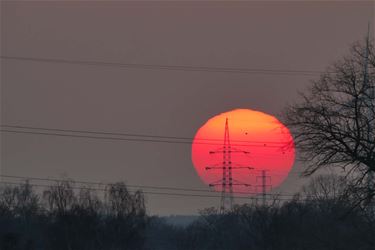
[
  {"xmin": 0, "ymin": 182, "xmax": 39, "ymax": 219},
  {"xmin": 105, "ymin": 182, "xmax": 145, "ymax": 218},
  {"xmin": 302, "ymin": 174, "xmax": 347, "ymax": 201},
  {"xmin": 103, "ymin": 182, "xmax": 147, "ymax": 249},
  {"xmin": 77, "ymin": 187, "xmax": 102, "ymax": 213},
  {"xmin": 43, "ymin": 180, "xmax": 76, "ymax": 215},
  {"xmin": 0, "ymin": 186, "xmax": 17, "ymax": 217},
  {"xmin": 284, "ymin": 39, "xmax": 375, "ymax": 206}
]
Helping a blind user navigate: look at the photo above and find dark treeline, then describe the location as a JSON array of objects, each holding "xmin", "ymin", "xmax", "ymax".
[
  {"xmin": 1, "ymin": 175, "xmax": 374, "ymax": 250},
  {"xmin": 0, "ymin": 181, "xmax": 146, "ymax": 250}
]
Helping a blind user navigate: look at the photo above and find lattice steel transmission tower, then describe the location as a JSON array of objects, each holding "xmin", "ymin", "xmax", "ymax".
[
  {"xmin": 256, "ymin": 170, "xmax": 272, "ymax": 206},
  {"xmin": 206, "ymin": 118, "xmax": 253, "ymax": 213}
]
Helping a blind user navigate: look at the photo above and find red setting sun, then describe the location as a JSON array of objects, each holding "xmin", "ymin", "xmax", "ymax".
[{"xmin": 191, "ymin": 109, "xmax": 295, "ymax": 195}]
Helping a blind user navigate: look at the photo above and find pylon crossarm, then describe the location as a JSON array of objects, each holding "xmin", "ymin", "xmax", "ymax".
[
  {"xmin": 206, "ymin": 166, "xmax": 252, "ymax": 170},
  {"xmin": 230, "ymin": 166, "xmax": 254, "ymax": 170},
  {"xmin": 229, "ymin": 147, "xmax": 251, "ymax": 154},
  {"xmin": 231, "ymin": 179, "xmax": 252, "ymax": 187},
  {"xmin": 209, "ymin": 179, "xmax": 225, "ymax": 185},
  {"xmin": 208, "ymin": 148, "xmax": 225, "ymax": 154},
  {"xmin": 209, "ymin": 149, "xmax": 250, "ymax": 154},
  {"xmin": 209, "ymin": 183, "xmax": 222, "ymax": 187},
  {"xmin": 231, "ymin": 183, "xmax": 251, "ymax": 186},
  {"xmin": 205, "ymin": 166, "xmax": 226, "ymax": 170}
]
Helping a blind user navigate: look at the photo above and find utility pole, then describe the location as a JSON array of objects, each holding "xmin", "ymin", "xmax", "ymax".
[
  {"xmin": 256, "ymin": 170, "xmax": 272, "ymax": 206},
  {"xmin": 206, "ymin": 118, "xmax": 253, "ymax": 213}
]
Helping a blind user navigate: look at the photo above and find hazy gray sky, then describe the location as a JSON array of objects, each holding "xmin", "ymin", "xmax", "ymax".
[{"xmin": 1, "ymin": 1, "xmax": 374, "ymax": 215}]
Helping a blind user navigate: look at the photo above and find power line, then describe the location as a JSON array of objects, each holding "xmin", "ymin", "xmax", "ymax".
[
  {"xmin": 1, "ymin": 174, "xmax": 214, "ymax": 193},
  {"xmin": 0, "ymin": 174, "xmax": 301, "ymax": 198},
  {"xmin": 0, "ymin": 124, "xmax": 291, "ymax": 145},
  {"xmin": 0, "ymin": 55, "xmax": 329, "ymax": 77},
  {"xmin": 0, "ymin": 180, "xmax": 298, "ymax": 201},
  {"xmin": 0, "ymin": 129, "xmax": 289, "ymax": 148},
  {"xmin": 1, "ymin": 129, "xmax": 196, "ymax": 145}
]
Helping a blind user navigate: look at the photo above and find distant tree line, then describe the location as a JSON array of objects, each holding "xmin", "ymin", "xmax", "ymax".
[
  {"xmin": 0, "ymin": 181, "xmax": 147, "ymax": 250},
  {"xmin": 0, "ymin": 174, "xmax": 374, "ymax": 250},
  {"xmin": 145, "ymin": 174, "xmax": 375, "ymax": 250}
]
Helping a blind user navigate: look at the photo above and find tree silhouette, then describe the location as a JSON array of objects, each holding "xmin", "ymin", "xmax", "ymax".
[{"xmin": 284, "ymin": 40, "xmax": 375, "ymax": 208}]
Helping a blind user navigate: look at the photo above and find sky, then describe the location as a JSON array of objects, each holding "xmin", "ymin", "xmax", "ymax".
[{"xmin": 1, "ymin": 1, "xmax": 374, "ymax": 215}]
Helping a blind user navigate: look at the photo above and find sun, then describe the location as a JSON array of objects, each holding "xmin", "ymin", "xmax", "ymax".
[{"xmin": 191, "ymin": 109, "xmax": 295, "ymax": 195}]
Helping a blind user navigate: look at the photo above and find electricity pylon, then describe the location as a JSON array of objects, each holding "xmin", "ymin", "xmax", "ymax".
[
  {"xmin": 256, "ymin": 170, "xmax": 272, "ymax": 206},
  {"xmin": 206, "ymin": 118, "xmax": 253, "ymax": 213}
]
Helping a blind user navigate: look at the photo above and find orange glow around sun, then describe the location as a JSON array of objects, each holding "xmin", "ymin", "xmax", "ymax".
[{"xmin": 191, "ymin": 109, "xmax": 295, "ymax": 195}]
